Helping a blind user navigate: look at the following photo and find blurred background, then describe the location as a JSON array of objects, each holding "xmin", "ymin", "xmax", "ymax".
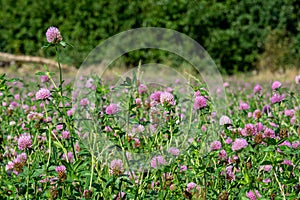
[{"xmin": 0, "ymin": 0, "xmax": 300, "ymax": 76}]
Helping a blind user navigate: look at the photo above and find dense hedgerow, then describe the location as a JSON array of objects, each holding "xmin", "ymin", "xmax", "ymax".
[{"xmin": 1, "ymin": 0, "xmax": 300, "ymax": 73}]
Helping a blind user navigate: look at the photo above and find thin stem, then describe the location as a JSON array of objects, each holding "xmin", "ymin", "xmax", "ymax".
[
  {"xmin": 55, "ymin": 46, "xmax": 63, "ymax": 92},
  {"xmin": 54, "ymin": 46, "xmax": 75, "ymax": 160},
  {"xmin": 89, "ymin": 151, "xmax": 95, "ymax": 190},
  {"xmin": 44, "ymin": 105, "xmax": 52, "ymax": 169},
  {"xmin": 273, "ymin": 170, "xmax": 286, "ymax": 200}
]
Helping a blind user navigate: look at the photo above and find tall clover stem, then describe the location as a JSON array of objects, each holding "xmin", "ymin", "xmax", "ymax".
[
  {"xmin": 55, "ymin": 46, "xmax": 63, "ymax": 93},
  {"xmin": 54, "ymin": 46, "xmax": 75, "ymax": 160}
]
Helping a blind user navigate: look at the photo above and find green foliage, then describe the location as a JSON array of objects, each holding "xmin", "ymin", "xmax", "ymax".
[{"xmin": 0, "ymin": 0, "xmax": 300, "ymax": 73}]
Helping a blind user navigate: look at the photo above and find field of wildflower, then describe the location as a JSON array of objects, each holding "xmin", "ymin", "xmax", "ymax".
[{"xmin": 0, "ymin": 27, "xmax": 299, "ymax": 200}]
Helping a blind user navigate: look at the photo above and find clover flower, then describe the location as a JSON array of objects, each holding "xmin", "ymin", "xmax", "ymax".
[
  {"xmin": 272, "ymin": 81, "xmax": 281, "ymax": 90},
  {"xmin": 110, "ymin": 159, "xmax": 123, "ymax": 175},
  {"xmin": 105, "ymin": 103, "xmax": 118, "ymax": 115},
  {"xmin": 150, "ymin": 155, "xmax": 166, "ymax": 169},
  {"xmin": 210, "ymin": 141, "xmax": 222, "ymax": 151},
  {"xmin": 231, "ymin": 138, "xmax": 248, "ymax": 151},
  {"xmin": 46, "ymin": 26, "xmax": 62, "ymax": 43},
  {"xmin": 168, "ymin": 147, "xmax": 180, "ymax": 156},
  {"xmin": 36, "ymin": 88, "xmax": 50, "ymax": 100},
  {"xmin": 18, "ymin": 134, "xmax": 32, "ymax": 150},
  {"xmin": 194, "ymin": 96, "xmax": 207, "ymax": 110},
  {"xmin": 160, "ymin": 92, "xmax": 175, "ymax": 106}
]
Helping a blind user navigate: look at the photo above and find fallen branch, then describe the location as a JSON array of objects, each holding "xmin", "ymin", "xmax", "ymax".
[{"xmin": 0, "ymin": 52, "xmax": 74, "ymax": 72}]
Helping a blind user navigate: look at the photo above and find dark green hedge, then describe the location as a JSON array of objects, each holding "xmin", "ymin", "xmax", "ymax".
[{"xmin": 0, "ymin": 0, "xmax": 299, "ymax": 74}]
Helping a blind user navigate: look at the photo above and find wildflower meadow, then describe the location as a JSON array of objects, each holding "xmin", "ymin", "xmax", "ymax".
[{"xmin": 0, "ymin": 27, "xmax": 299, "ymax": 200}]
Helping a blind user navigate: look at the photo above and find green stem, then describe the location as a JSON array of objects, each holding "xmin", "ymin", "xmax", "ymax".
[
  {"xmin": 54, "ymin": 46, "xmax": 75, "ymax": 160},
  {"xmin": 273, "ymin": 170, "xmax": 286, "ymax": 200},
  {"xmin": 89, "ymin": 153, "xmax": 95, "ymax": 190},
  {"xmin": 55, "ymin": 46, "xmax": 63, "ymax": 92}
]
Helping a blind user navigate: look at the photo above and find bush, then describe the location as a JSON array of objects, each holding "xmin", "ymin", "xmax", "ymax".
[{"xmin": 0, "ymin": 0, "xmax": 299, "ymax": 73}]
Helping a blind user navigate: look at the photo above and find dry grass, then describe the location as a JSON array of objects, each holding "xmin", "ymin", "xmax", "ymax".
[
  {"xmin": 1, "ymin": 63, "xmax": 299, "ymax": 85},
  {"xmin": 225, "ymin": 68, "xmax": 300, "ymax": 84}
]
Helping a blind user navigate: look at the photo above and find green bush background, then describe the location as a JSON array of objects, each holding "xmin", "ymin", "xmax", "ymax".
[{"xmin": 0, "ymin": 0, "xmax": 300, "ymax": 74}]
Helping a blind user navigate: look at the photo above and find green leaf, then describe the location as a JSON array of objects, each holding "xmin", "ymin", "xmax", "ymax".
[
  {"xmin": 42, "ymin": 43, "xmax": 52, "ymax": 49},
  {"xmin": 60, "ymin": 41, "xmax": 66, "ymax": 47},
  {"xmin": 31, "ymin": 169, "xmax": 44, "ymax": 178},
  {"xmin": 35, "ymin": 71, "xmax": 46, "ymax": 76},
  {"xmin": 104, "ymin": 177, "xmax": 115, "ymax": 188},
  {"xmin": 260, "ymin": 160, "xmax": 272, "ymax": 165},
  {"xmin": 7, "ymin": 78, "xmax": 20, "ymax": 82},
  {"xmin": 266, "ymin": 138, "xmax": 277, "ymax": 145}
]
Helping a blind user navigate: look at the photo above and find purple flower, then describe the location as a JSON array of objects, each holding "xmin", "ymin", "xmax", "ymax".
[
  {"xmin": 270, "ymin": 93, "xmax": 285, "ymax": 104},
  {"xmin": 263, "ymin": 128, "xmax": 275, "ymax": 138},
  {"xmin": 180, "ymin": 165, "xmax": 187, "ymax": 172},
  {"xmin": 133, "ymin": 138, "xmax": 141, "ymax": 148},
  {"xmin": 80, "ymin": 98, "xmax": 89, "ymax": 107},
  {"xmin": 18, "ymin": 134, "xmax": 32, "ymax": 150},
  {"xmin": 105, "ymin": 103, "xmax": 118, "ymax": 115},
  {"xmin": 132, "ymin": 124, "xmax": 145, "ymax": 133},
  {"xmin": 262, "ymin": 105, "xmax": 271, "ymax": 114},
  {"xmin": 263, "ymin": 178, "xmax": 271, "ymax": 183},
  {"xmin": 150, "ymin": 155, "xmax": 166, "ymax": 169},
  {"xmin": 282, "ymin": 159, "xmax": 294, "ymax": 166},
  {"xmin": 219, "ymin": 115, "xmax": 232, "ymax": 125},
  {"xmin": 114, "ymin": 192, "xmax": 125, "ymax": 200},
  {"xmin": 14, "ymin": 94, "xmax": 20, "ymax": 100},
  {"xmin": 15, "ymin": 153, "xmax": 27, "ymax": 163},
  {"xmin": 295, "ymin": 75, "xmax": 300, "ymax": 84},
  {"xmin": 36, "ymin": 88, "xmax": 50, "ymax": 100},
  {"xmin": 292, "ymin": 141, "xmax": 300, "ymax": 149},
  {"xmin": 55, "ymin": 165, "xmax": 67, "ymax": 179},
  {"xmin": 284, "ymin": 109, "xmax": 294, "ymax": 117},
  {"xmin": 46, "ymin": 26, "xmax": 62, "ymax": 43},
  {"xmin": 269, "ymin": 122, "xmax": 279, "ymax": 128},
  {"xmin": 241, "ymin": 123, "xmax": 256, "ymax": 136},
  {"xmin": 105, "ymin": 126, "xmax": 113, "ymax": 132},
  {"xmin": 279, "ymin": 141, "xmax": 292, "ymax": 148},
  {"xmin": 160, "ymin": 92, "xmax": 175, "ymax": 106},
  {"xmin": 223, "ymin": 82, "xmax": 230, "ymax": 87},
  {"xmin": 168, "ymin": 147, "xmax": 180, "ymax": 156},
  {"xmin": 55, "ymin": 165, "xmax": 66, "ymax": 173},
  {"xmin": 225, "ymin": 137, "xmax": 232, "ymax": 144},
  {"xmin": 231, "ymin": 138, "xmax": 248, "ymax": 151},
  {"xmin": 253, "ymin": 84, "xmax": 262, "ymax": 93},
  {"xmin": 110, "ymin": 159, "xmax": 123, "ymax": 175},
  {"xmin": 260, "ymin": 165, "xmax": 272, "ymax": 172},
  {"xmin": 138, "ymin": 84, "xmax": 148, "ymax": 94},
  {"xmin": 219, "ymin": 150, "xmax": 227, "ymax": 159},
  {"xmin": 170, "ymin": 184, "xmax": 176, "ymax": 191},
  {"xmin": 40, "ymin": 75, "xmax": 50, "ymax": 83},
  {"xmin": 83, "ymin": 189, "xmax": 93, "ymax": 199},
  {"xmin": 186, "ymin": 182, "xmax": 197, "ymax": 192},
  {"xmin": 62, "ymin": 152, "xmax": 74, "ymax": 163},
  {"xmin": 246, "ymin": 190, "xmax": 261, "ymax": 200},
  {"xmin": 272, "ymin": 81, "xmax": 282, "ymax": 90},
  {"xmin": 150, "ymin": 91, "xmax": 162, "ymax": 102},
  {"xmin": 210, "ymin": 141, "xmax": 222, "ymax": 151},
  {"xmin": 135, "ymin": 98, "xmax": 142, "ymax": 107},
  {"xmin": 56, "ymin": 124, "xmax": 63, "ymax": 130},
  {"xmin": 225, "ymin": 166, "xmax": 235, "ymax": 181},
  {"xmin": 5, "ymin": 161, "xmax": 15, "ymax": 171},
  {"xmin": 61, "ymin": 130, "xmax": 70, "ymax": 139},
  {"xmin": 67, "ymin": 108, "xmax": 75, "ymax": 116},
  {"xmin": 239, "ymin": 102, "xmax": 249, "ymax": 110},
  {"xmin": 194, "ymin": 96, "xmax": 207, "ymax": 109},
  {"xmin": 256, "ymin": 122, "xmax": 264, "ymax": 131}
]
